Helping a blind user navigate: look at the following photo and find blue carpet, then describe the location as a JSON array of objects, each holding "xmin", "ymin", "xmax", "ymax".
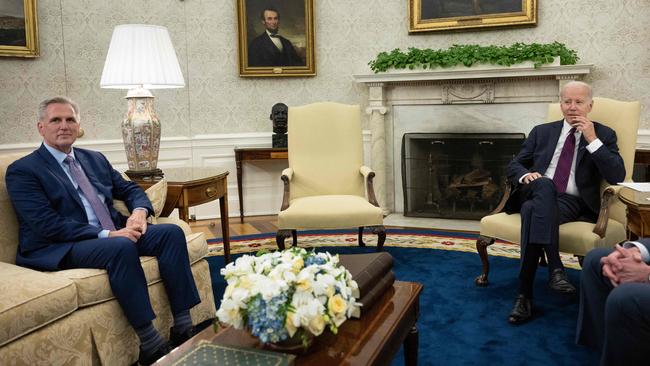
[{"xmin": 205, "ymin": 244, "xmax": 600, "ymax": 365}]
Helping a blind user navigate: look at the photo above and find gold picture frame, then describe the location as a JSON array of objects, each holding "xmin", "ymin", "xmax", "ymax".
[
  {"xmin": 0, "ymin": 0, "xmax": 39, "ymax": 57},
  {"xmin": 408, "ymin": 0, "xmax": 537, "ymax": 33},
  {"xmin": 237, "ymin": 0, "xmax": 315, "ymax": 77}
]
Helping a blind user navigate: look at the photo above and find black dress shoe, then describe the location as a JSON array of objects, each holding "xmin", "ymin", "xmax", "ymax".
[
  {"xmin": 508, "ymin": 294, "xmax": 532, "ymax": 325},
  {"xmin": 548, "ymin": 268, "xmax": 576, "ymax": 294},
  {"xmin": 138, "ymin": 342, "xmax": 172, "ymax": 366},
  {"xmin": 170, "ymin": 325, "xmax": 198, "ymax": 348}
]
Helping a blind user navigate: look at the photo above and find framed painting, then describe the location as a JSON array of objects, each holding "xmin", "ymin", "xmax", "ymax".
[
  {"xmin": 237, "ymin": 0, "xmax": 315, "ymax": 77},
  {"xmin": 408, "ymin": 0, "xmax": 537, "ymax": 33},
  {"xmin": 0, "ymin": 0, "xmax": 38, "ymax": 57}
]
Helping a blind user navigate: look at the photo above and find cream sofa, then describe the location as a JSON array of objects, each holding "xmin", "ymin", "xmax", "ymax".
[{"xmin": 0, "ymin": 153, "xmax": 217, "ymax": 365}]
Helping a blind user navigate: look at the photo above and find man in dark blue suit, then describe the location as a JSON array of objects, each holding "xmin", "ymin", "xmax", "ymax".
[
  {"xmin": 505, "ymin": 81, "xmax": 625, "ymax": 324},
  {"xmin": 247, "ymin": 7, "xmax": 304, "ymax": 67},
  {"xmin": 6, "ymin": 97, "xmax": 201, "ymax": 365},
  {"xmin": 577, "ymin": 240, "xmax": 650, "ymax": 365}
]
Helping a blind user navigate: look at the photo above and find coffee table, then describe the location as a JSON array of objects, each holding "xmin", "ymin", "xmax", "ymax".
[{"xmin": 155, "ymin": 281, "xmax": 422, "ymax": 366}]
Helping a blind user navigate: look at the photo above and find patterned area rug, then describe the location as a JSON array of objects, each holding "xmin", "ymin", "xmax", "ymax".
[{"xmin": 206, "ymin": 228, "xmax": 581, "ymax": 269}]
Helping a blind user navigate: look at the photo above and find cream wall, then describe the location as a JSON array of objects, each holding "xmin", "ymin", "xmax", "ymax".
[{"xmin": 1, "ymin": 0, "xmax": 649, "ymax": 145}]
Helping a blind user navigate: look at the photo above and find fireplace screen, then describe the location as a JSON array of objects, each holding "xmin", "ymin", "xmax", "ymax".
[{"xmin": 402, "ymin": 133, "xmax": 525, "ymax": 219}]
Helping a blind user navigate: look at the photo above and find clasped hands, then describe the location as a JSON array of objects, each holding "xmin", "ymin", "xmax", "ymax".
[
  {"xmin": 108, "ymin": 209, "xmax": 148, "ymax": 242},
  {"xmin": 601, "ymin": 245, "xmax": 650, "ymax": 287}
]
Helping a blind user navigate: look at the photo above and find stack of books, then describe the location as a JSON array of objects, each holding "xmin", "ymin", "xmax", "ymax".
[{"xmin": 339, "ymin": 252, "xmax": 395, "ymax": 318}]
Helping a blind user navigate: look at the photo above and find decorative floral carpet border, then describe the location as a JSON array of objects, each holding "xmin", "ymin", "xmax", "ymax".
[{"xmin": 207, "ymin": 228, "xmax": 581, "ymax": 269}]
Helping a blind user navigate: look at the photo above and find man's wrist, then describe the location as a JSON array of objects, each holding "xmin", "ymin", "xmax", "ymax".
[
  {"xmin": 585, "ymin": 138, "xmax": 603, "ymax": 153},
  {"xmin": 133, "ymin": 207, "xmax": 149, "ymax": 216},
  {"xmin": 623, "ymin": 241, "xmax": 650, "ymax": 263}
]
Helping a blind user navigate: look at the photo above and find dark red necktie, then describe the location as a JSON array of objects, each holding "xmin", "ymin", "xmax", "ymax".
[{"xmin": 553, "ymin": 128, "xmax": 577, "ymax": 193}]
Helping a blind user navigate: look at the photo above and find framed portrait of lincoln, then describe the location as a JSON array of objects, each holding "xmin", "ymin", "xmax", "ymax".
[
  {"xmin": 0, "ymin": 0, "xmax": 39, "ymax": 57},
  {"xmin": 408, "ymin": 0, "xmax": 537, "ymax": 33},
  {"xmin": 237, "ymin": 0, "xmax": 315, "ymax": 77}
]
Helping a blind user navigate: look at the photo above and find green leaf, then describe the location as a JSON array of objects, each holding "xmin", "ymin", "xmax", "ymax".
[{"xmin": 368, "ymin": 42, "xmax": 579, "ymax": 73}]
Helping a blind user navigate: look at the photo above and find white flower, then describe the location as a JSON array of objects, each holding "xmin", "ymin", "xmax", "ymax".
[
  {"xmin": 216, "ymin": 298, "xmax": 244, "ymax": 328},
  {"xmin": 251, "ymin": 274, "xmax": 285, "ymax": 301},
  {"xmin": 221, "ymin": 255, "xmax": 255, "ymax": 279}
]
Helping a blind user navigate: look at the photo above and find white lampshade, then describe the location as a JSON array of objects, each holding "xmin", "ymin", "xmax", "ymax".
[{"xmin": 100, "ymin": 24, "xmax": 185, "ymax": 90}]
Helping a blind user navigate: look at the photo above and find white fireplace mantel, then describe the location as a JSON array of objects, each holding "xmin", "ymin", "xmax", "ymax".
[
  {"xmin": 353, "ymin": 63, "xmax": 593, "ymax": 213},
  {"xmin": 354, "ymin": 63, "xmax": 592, "ymax": 84}
]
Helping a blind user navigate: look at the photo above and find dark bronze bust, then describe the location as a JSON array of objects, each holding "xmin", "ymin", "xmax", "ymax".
[{"xmin": 270, "ymin": 103, "xmax": 288, "ymax": 148}]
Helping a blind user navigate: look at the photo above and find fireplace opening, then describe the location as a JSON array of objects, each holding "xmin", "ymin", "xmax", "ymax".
[{"xmin": 402, "ymin": 133, "xmax": 525, "ymax": 219}]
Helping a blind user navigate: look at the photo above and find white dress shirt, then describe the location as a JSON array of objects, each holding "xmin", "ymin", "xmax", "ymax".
[
  {"xmin": 266, "ymin": 30, "xmax": 283, "ymax": 51},
  {"xmin": 521, "ymin": 119, "xmax": 604, "ymax": 196}
]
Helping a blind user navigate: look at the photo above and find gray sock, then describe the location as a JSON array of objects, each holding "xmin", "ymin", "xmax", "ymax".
[
  {"xmin": 173, "ymin": 310, "xmax": 192, "ymax": 334},
  {"xmin": 135, "ymin": 322, "xmax": 166, "ymax": 354}
]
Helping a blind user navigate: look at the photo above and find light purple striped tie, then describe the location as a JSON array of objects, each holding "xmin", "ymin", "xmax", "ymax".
[
  {"xmin": 552, "ymin": 128, "xmax": 577, "ymax": 193},
  {"xmin": 64, "ymin": 155, "xmax": 116, "ymax": 231}
]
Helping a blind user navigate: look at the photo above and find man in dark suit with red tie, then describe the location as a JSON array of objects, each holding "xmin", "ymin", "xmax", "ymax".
[
  {"xmin": 248, "ymin": 7, "xmax": 304, "ymax": 67},
  {"xmin": 504, "ymin": 81, "xmax": 625, "ymax": 324},
  {"xmin": 6, "ymin": 97, "xmax": 200, "ymax": 365}
]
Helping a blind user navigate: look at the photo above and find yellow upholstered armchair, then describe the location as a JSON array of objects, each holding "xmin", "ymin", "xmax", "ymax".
[
  {"xmin": 475, "ymin": 97, "xmax": 641, "ymax": 286},
  {"xmin": 276, "ymin": 102, "xmax": 385, "ymax": 251}
]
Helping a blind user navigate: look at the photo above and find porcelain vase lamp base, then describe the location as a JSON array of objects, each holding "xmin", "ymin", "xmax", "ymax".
[{"xmin": 121, "ymin": 89, "xmax": 163, "ymax": 179}]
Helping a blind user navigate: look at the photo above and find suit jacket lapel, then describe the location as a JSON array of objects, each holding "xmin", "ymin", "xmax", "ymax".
[
  {"xmin": 36, "ymin": 144, "xmax": 85, "ymax": 210},
  {"xmin": 542, "ymin": 121, "xmax": 564, "ymax": 173},
  {"xmin": 577, "ymin": 135, "xmax": 588, "ymax": 165}
]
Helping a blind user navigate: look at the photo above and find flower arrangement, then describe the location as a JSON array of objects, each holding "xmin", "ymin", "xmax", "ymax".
[{"xmin": 216, "ymin": 248, "xmax": 360, "ymax": 347}]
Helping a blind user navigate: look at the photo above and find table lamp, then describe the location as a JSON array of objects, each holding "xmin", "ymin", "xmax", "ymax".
[{"xmin": 100, "ymin": 24, "xmax": 185, "ymax": 179}]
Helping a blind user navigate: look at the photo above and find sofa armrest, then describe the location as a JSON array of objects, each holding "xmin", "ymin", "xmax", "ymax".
[{"xmin": 0, "ymin": 262, "xmax": 77, "ymax": 347}]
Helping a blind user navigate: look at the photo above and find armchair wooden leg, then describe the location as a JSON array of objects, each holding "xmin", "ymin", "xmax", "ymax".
[
  {"xmin": 276, "ymin": 230, "xmax": 292, "ymax": 251},
  {"xmin": 369, "ymin": 225, "xmax": 386, "ymax": 252},
  {"xmin": 475, "ymin": 235, "xmax": 495, "ymax": 287},
  {"xmin": 291, "ymin": 230, "xmax": 297, "ymax": 247},
  {"xmin": 358, "ymin": 227, "xmax": 366, "ymax": 247}
]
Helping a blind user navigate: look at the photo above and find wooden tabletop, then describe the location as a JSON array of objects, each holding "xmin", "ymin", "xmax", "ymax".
[{"xmin": 155, "ymin": 281, "xmax": 423, "ymax": 366}]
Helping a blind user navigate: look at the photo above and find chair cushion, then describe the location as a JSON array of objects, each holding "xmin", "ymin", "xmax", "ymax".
[
  {"xmin": 48, "ymin": 232, "xmax": 207, "ymax": 307},
  {"xmin": 0, "ymin": 262, "xmax": 77, "ymax": 347},
  {"xmin": 480, "ymin": 212, "xmax": 626, "ymax": 256},
  {"xmin": 278, "ymin": 195, "xmax": 383, "ymax": 230}
]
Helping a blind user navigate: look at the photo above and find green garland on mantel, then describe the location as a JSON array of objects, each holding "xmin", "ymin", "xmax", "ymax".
[{"xmin": 368, "ymin": 42, "xmax": 579, "ymax": 73}]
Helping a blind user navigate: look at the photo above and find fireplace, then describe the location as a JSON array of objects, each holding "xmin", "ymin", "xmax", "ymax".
[
  {"xmin": 402, "ymin": 133, "xmax": 524, "ymax": 219},
  {"xmin": 354, "ymin": 62, "xmax": 591, "ymax": 214}
]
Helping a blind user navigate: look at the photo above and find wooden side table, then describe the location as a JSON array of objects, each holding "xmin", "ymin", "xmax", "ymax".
[
  {"xmin": 618, "ymin": 186, "xmax": 650, "ymax": 240},
  {"xmin": 234, "ymin": 147, "xmax": 288, "ymax": 222},
  {"xmin": 128, "ymin": 167, "xmax": 231, "ymax": 263}
]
